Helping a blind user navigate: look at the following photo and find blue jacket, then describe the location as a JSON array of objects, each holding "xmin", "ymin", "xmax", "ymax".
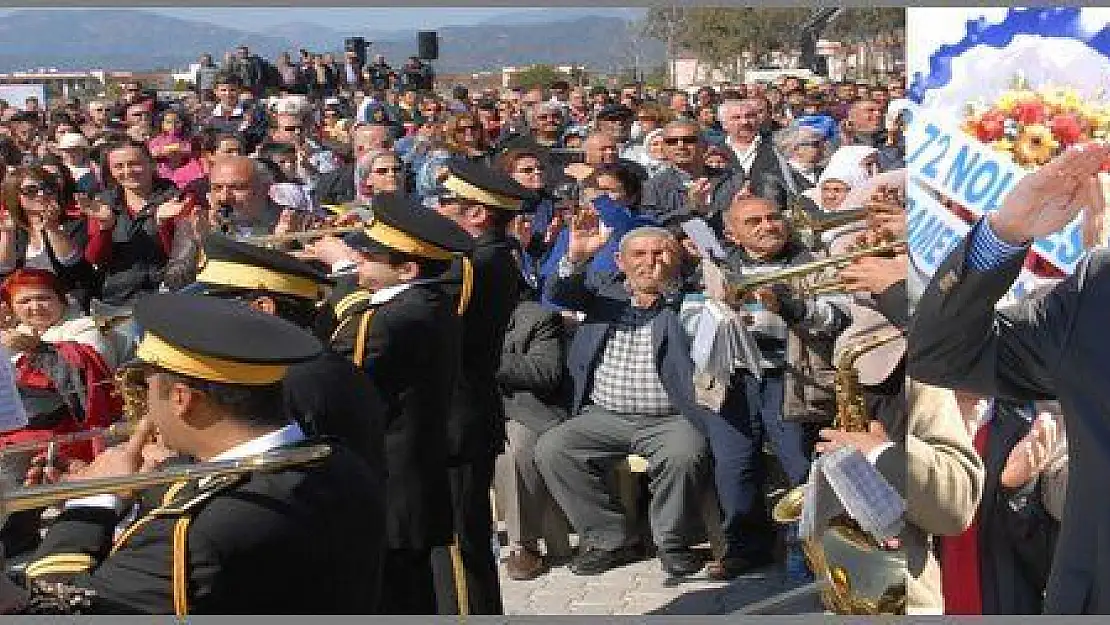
[
  {"xmin": 538, "ymin": 196, "xmax": 657, "ymax": 310},
  {"xmin": 546, "ymin": 268, "xmax": 714, "ymax": 434}
]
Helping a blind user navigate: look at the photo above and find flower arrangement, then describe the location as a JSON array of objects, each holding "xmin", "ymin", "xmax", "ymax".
[{"xmin": 961, "ymin": 76, "xmax": 1110, "ymax": 168}]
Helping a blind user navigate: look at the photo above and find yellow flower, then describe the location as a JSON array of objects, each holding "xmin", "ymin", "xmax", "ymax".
[
  {"xmin": 994, "ymin": 89, "xmax": 1031, "ymax": 114},
  {"xmin": 1060, "ymin": 89, "xmax": 1084, "ymax": 113},
  {"xmin": 991, "ymin": 138, "xmax": 1016, "ymax": 154},
  {"xmin": 1014, "ymin": 125, "xmax": 1059, "ymax": 167}
]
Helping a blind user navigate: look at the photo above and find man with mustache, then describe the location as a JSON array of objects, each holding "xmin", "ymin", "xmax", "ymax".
[
  {"xmin": 706, "ymin": 195, "xmax": 848, "ymax": 581},
  {"xmin": 534, "ymin": 214, "xmax": 713, "ymax": 580}
]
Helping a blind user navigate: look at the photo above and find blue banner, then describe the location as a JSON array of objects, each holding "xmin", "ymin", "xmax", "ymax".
[{"xmin": 905, "ymin": 106, "xmax": 1088, "ymax": 274}]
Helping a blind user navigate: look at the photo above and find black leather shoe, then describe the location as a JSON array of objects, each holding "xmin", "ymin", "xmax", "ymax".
[
  {"xmin": 568, "ymin": 546, "xmax": 638, "ymax": 576},
  {"xmin": 659, "ymin": 548, "xmax": 705, "ymax": 577}
]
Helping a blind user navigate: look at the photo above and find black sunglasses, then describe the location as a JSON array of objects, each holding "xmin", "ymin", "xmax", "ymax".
[{"xmin": 663, "ymin": 136, "xmax": 700, "ymax": 145}]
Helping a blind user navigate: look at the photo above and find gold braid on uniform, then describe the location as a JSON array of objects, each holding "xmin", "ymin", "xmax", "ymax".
[{"xmin": 328, "ymin": 290, "xmax": 373, "ymax": 345}]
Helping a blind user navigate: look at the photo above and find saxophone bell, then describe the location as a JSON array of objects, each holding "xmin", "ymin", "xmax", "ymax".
[{"xmin": 772, "ymin": 331, "xmax": 908, "ymax": 615}]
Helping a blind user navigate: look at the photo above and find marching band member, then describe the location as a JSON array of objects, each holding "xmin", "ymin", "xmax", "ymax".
[
  {"xmin": 311, "ymin": 194, "xmax": 473, "ymax": 614},
  {"xmin": 431, "ymin": 159, "xmax": 532, "ymax": 615},
  {"xmin": 6, "ymin": 294, "xmax": 385, "ymax": 614}
]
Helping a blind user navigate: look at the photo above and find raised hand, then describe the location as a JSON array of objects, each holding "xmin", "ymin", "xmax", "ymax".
[
  {"xmin": 1000, "ymin": 413, "xmax": 1062, "ymax": 489},
  {"xmin": 79, "ymin": 195, "xmax": 116, "ymax": 231},
  {"xmin": 990, "ymin": 141, "xmax": 1110, "ymax": 245},
  {"xmin": 686, "ymin": 177, "xmax": 712, "ymax": 210},
  {"xmin": 69, "ymin": 417, "xmax": 157, "ymax": 482},
  {"xmin": 566, "ymin": 206, "xmax": 608, "ymax": 265},
  {"xmin": 155, "ymin": 198, "xmax": 189, "ymax": 223},
  {"xmin": 0, "ymin": 329, "xmax": 40, "ymax": 353},
  {"xmin": 839, "ymin": 254, "xmax": 908, "ymax": 294}
]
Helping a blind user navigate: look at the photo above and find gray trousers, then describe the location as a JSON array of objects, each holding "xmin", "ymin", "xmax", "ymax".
[
  {"xmin": 534, "ymin": 404, "xmax": 709, "ymax": 552},
  {"xmin": 493, "ymin": 420, "xmax": 571, "ymax": 555}
]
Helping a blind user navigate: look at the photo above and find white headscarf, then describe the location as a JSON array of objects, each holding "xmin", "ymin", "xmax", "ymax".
[{"xmin": 818, "ymin": 145, "xmax": 879, "ymax": 190}]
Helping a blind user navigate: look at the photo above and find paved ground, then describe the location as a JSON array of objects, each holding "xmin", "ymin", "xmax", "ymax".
[{"xmin": 496, "ymin": 544, "xmax": 824, "ymax": 616}]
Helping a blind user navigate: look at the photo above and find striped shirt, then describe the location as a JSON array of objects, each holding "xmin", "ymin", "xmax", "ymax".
[{"xmin": 967, "ymin": 218, "xmax": 1027, "ymax": 271}]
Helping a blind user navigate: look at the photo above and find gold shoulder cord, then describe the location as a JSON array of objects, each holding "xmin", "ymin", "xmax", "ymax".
[
  {"xmin": 328, "ymin": 291, "xmax": 373, "ymax": 345},
  {"xmin": 353, "ymin": 310, "xmax": 376, "ymax": 368}
]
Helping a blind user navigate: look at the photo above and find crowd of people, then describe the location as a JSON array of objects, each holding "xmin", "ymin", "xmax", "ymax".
[{"xmin": 0, "ymin": 38, "xmax": 1073, "ymax": 617}]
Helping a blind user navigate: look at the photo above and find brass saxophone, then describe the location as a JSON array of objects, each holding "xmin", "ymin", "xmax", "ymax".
[{"xmin": 772, "ymin": 330, "xmax": 907, "ymax": 615}]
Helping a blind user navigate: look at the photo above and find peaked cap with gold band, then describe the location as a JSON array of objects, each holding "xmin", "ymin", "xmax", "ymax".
[
  {"xmin": 341, "ymin": 192, "xmax": 476, "ymax": 314},
  {"xmin": 438, "ymin": 157, "xmax": 536, "ymax": 211},
  {"xmin": 130, "ymin": 293, "xmax": 322, "ymax": 385},
  {"xmin": 191, "ymin": 233, "xmax": 332, "ymax": 301}
]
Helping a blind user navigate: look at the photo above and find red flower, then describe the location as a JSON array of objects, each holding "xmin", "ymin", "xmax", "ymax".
[
  {"xmin": 1013, "ymin": 100, "xmax": 1047, "ymax": 125},
  {"xmin": 1049, "ymin": 114, "xmax": 1084, "ymax": 145},
  {"xmin": 975, "ymin": 111, "xmax": 1007, "ymax": 142}
]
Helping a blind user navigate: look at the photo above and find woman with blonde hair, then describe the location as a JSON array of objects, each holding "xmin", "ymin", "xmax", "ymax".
[{"xmin": 415, "ymin": 112, "xmax": 492, "ymax": 199}]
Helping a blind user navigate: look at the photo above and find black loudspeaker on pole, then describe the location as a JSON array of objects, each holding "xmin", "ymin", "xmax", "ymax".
[
  {"xmin": 417, "ymin": 31, "xmax": 438, "ymax": 61},
  {"xmin": 345, "ymin": 37, "xmax": 367, "ymax": 65}
]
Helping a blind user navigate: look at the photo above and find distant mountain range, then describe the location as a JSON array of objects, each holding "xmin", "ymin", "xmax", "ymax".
[{"xmin": 0, "ymin": 9, "xmax": 665, "ymax": 75}]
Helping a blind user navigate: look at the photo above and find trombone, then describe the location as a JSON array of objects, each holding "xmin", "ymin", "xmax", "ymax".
[
  {"xmin": 726, "ymin": 238, "xmax": 906, "ymax": 299},
  {"xmin": 0, "ymin": 422, "xmax": 135, "ymax": 456},
  {"xmin": 0, "ymin": 444, "xmax": 332, "ymax": 516}
]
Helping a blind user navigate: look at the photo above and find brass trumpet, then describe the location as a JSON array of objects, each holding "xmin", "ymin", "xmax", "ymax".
[
  {"xmin": 772, "ymin": 330, "xmax": 908, "ymax": 615},
  {"xmin": 726, "ymin": 238, "xmax": 906, "ymax": 299},
  {"xmin": 790, "ymin": 207, "xmax": 868, "ymax": 238},
  {"xmin": 0, "ymin": 444, "xmax": 331, "ymax": 517},
  {"xmin": 233, "ymin": 226, "xmax": 363, "ymax": 246}
]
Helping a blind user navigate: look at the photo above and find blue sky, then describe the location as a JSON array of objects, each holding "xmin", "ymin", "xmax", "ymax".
[{"xmin": 0, "ymin": 7, "xmax": 643, "ymax": 32}]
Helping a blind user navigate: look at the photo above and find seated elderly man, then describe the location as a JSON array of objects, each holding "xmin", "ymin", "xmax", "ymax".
[{"xmin": 535, "ymin": 212, "xmax": 712, "ymax": 578}]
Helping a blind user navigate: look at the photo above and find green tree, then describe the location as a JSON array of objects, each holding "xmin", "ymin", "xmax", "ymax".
[
  {"xmin": 643, "ymin": 7, "xmax": 904, "ymax": 82},
  {"xmin": 512, "ymin": 65, "xmax": 570, "ymax": 90}
]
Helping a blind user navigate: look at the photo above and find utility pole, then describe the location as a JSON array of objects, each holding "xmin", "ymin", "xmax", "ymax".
[{"xmin": 666, "ymin": 5, "xmax": 679, "ymax": 89}]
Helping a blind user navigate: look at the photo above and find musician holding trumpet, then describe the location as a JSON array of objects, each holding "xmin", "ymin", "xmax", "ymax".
[
  {"xmin": 0, "ymin": 294, "xmax": 386, "ymax": 615},
  {"xmin": 701, "ymin": 192, "xmax": 852, "ymax": 581}
]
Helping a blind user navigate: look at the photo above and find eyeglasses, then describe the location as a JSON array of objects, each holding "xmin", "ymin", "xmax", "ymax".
[
  {"xmin": 515, "ymin": 166, "xmax": 544, "ymax": 175},
  {"xmin": 280, "ymin": 126, "xmax": 304, "ymax": 132},
  {"xmin": 796, "ymin": 140, "xmax": 823, "ymax": 148},
  {"xmin": 372, "ymin": 166, "xmax": 402, "ymax": 175},
  {"xmin": 19, "ymin": 183, "xmax": 56, "ymax": 197},
  {"xmin": 128, "ymin": 111, "xmax": 151, "ymax": 118},
  {"xmin": 663, "ymin": 136, "xmax": 699, "ymax": 145}
]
